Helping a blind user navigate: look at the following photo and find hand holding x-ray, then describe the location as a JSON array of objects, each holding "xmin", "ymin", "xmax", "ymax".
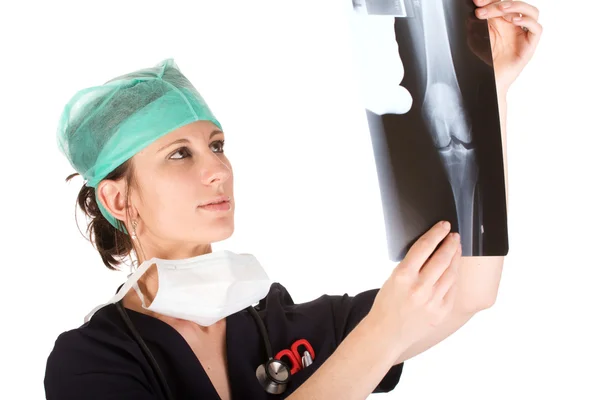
[{"xmin": 468, "ymin": 0, "xmax": 543, "ymax": 92}]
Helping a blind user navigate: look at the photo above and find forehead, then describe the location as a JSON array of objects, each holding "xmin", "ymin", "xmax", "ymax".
[
  {"xmin": 155, "ymin": 120, "xmax": 222, "ymax": 144},
  {"xmin": 164, "ymin": 121, "xmax": 220, "ymax": 140}
]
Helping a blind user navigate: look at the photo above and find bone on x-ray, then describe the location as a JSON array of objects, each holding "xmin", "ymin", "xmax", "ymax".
[{"xmin": 347, "ymin": 0, "xmax": 509, "ymax": 260}]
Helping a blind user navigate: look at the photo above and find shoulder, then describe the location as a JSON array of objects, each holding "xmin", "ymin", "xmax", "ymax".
[
  {"xmin": 44, "ymin": 306, "xmax": 155, "ymax": 399},
  {"xmin": 258, "ymin": 281, "xmax": 380, "ymax": 311},
  {"xmin": 45, "ymin": 307, "xmax": 131, "ymax": 369},
  {"xmin": 257, "ymin": 282, "xmax": 381, "ymax": 344}
]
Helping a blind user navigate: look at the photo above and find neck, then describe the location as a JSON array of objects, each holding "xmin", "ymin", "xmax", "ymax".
[{"xmin": 134, "ymin": 240, "xmax": 213, "ymax": 263}]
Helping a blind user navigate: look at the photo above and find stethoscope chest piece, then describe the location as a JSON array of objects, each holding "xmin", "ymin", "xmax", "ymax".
[{"xmin": 256, "ymin": 358, "xmax": 291, "ymax": 395}]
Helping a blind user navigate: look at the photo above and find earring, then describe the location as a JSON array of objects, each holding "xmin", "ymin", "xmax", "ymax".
[{"xmin": 131, "ymin": 220, "xmax": 138, "ymax": 240}]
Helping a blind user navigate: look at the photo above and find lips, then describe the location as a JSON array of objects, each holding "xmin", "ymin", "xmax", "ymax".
[{"xmin": 199, "ymin": 196, "xmax": 230, "ymax": 207}]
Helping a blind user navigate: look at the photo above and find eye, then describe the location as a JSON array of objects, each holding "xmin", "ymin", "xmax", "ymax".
[
  {"xmin": 169, "ymin": 147, "xmax": 191, "ymax": 160},
  {"xmin": 211, "ymin": 140, "xmax": 225, "ymax": 153}
]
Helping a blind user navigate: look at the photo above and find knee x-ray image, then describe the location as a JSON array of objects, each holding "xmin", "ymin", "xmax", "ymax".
[{"xmin": 348, "ymin": 0, "xmax": 508, "ymax": 260}]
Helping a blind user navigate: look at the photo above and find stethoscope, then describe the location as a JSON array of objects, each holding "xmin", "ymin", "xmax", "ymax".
[{"xmin": 115, "ymin": 297, "xmax": 294, "ymax": 399}]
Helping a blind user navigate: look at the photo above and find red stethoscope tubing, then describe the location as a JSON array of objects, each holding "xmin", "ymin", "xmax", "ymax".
[{"xmin": 274, "ymin": 339, "xmax": 316, "ymax": 375}]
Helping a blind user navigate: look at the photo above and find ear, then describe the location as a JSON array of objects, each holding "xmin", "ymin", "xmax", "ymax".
[{"xmin": 96, "ymin": 179, "xmax": 137, "ymax": 224}]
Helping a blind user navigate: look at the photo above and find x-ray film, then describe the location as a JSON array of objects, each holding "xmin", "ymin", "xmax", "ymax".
[{"xmin": 347, "ymin": 0, "xmax": 509, "ymax": 260}]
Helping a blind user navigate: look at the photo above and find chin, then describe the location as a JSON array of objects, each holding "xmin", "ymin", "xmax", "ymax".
[{"xmin": 202, "ymin": 220, "xmax": 235, "ymax": 243}]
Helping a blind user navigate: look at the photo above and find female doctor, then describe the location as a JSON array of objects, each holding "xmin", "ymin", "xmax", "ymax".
[{"xmin": 44, "ymin": 1, "xmax": 542, "ymax": 399}]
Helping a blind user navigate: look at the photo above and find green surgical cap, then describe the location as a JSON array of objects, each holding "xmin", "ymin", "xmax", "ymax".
[{"xmin": 57, "ymin": 58, "xmax": 222, "ymax": 232}]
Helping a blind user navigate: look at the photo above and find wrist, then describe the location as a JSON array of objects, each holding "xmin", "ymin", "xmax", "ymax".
[{"xmin": 359, "ymin": 313, "xmax": 410, "ymax": 364}]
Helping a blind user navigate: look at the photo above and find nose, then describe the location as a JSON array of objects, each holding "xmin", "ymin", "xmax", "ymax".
[{"xmin": 199, "ymin": 152, "xmax": 231, "ymax": 186}]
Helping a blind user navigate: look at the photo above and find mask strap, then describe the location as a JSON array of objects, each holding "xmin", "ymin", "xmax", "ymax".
[
  {"xmin": 132, "ymin": 281, "xmax": 147, "ymax": 308},
  {"xmin": 128, "ymin": 260, "xmax": 146, "ymax": 306},
  {"xmin": 84, "ymin": 258, "xmax": 156, "ymax": 323}
]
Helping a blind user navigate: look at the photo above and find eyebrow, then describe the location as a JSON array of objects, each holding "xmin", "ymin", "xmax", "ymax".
[{"xmin": 157, "ymin": 130, "xmax": 224, "ymax": 153}]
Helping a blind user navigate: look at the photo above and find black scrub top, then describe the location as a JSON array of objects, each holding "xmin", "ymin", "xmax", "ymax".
[{"xmin": 44, "ymin": 282, "xmax": 404, "ymax": 399}]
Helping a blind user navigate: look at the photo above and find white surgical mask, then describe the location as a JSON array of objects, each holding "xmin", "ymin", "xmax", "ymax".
[{"xmin": 84, "ymin": 250, "xmax": 271, "ymax": 326}]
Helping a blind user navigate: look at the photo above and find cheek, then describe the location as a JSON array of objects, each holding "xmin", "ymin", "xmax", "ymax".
[{"xmin": 144, "ymin": 175, "xmax": 197, "ymax": 221}]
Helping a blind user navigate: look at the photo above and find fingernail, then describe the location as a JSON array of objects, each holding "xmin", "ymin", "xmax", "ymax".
[
  {"xmin": 513, "ymin": 16, "xmax": 522, "ymax": 21},
  {"xmin": 501, "ymin": 2, "xmax": 512, "ymax": 8},
  {"xmin": 442, "ymin": 221, "xmax": 450, "ymax": 230},
  {"xmin": 477, "ymin": 8, "xmax": 487, "ymax": 16}
]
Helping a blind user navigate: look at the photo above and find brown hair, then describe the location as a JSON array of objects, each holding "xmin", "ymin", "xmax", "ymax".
[{"xmin": 66, "ymin": 160, "xmax": 137, "ymax": 271}]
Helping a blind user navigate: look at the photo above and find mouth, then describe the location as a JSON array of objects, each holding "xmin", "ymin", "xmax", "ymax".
[
  {"xmin": 200, "ymin": 195, "xmax": 231, "ymax": 206},
  {"xmin": 198, "ymin": 196, "xmax": 232, "ymax": 211}
]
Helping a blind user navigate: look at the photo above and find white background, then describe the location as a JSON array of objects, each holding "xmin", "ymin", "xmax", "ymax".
[{"xmin": 1, "ymin": 0, "xmax": 599, "ymax": 399}]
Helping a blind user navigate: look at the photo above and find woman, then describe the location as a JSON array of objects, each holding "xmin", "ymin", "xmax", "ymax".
[{"xmin": 44, "ymin": 1, "xmax": 542, "ymax": 399}]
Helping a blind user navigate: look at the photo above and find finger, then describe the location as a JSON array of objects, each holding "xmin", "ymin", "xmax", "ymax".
[
  {"xmin": 402, "ymin": 221, "xmax": 452, "ymax": 272},
  {"xmin": 473, "ymin": 0, "xmax": 501, "ymax": 7},
  {"xmin": 512, "ymin": 15, "xmax": 543, "ymax": 39},
  {"xmin": 475, "ymin": 1, "xmax": 540, "ymax": 22},
  {"xmin": 418, "ymin": 232, "xmax": 460, "ymax": 287},
  {"xmin": 432, "ymin": 244, "xmax": 461, "ymax": 302}
]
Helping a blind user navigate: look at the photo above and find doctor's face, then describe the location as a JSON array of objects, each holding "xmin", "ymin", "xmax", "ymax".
[{"xmin": 129, "ymin": 120, "xmax": 235, "ymax": 256}]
